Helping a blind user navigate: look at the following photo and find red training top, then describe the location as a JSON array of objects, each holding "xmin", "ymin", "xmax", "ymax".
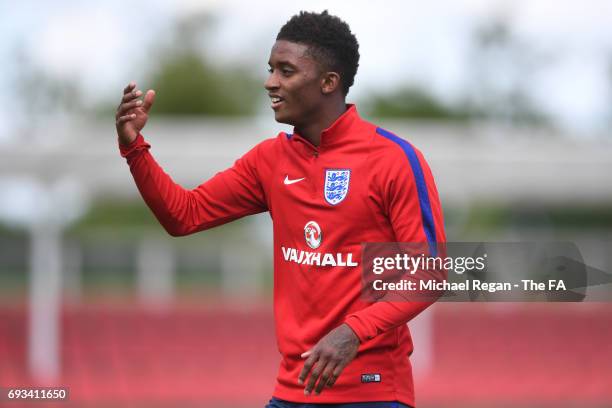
[{"xmin": 119, "ymin": 105, "xmax": 446, "ymax": 406}]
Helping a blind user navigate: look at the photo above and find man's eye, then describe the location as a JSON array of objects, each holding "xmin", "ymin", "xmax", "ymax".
[{"xmin": 282, "ymin": 69, "xmax": 293, "ymax": 75}]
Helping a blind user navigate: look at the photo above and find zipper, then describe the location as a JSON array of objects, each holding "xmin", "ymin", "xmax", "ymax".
[{"xmin": 290, "ymin": 133, "xmax": 321, "ymax": 199}]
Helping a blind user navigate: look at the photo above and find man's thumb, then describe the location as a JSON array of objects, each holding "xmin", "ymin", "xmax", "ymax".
[{"xmin": 143, "ymin": 90, "xmax": 156, "ymax": 113}]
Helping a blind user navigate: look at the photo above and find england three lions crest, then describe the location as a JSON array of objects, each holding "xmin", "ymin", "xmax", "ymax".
[{"xmin": 324, "ymin": 169, "xmax": 351, "ymax": 205}]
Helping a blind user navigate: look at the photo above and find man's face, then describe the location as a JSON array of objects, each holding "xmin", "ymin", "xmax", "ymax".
[{"xmin": 265, "ymin": 40, "xmax": 325, "ymax": 126}]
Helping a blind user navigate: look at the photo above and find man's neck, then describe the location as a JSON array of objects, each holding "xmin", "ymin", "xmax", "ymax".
[{"xmin": 295, "ymin": 102, "xmax": 347, "ymax": 147}]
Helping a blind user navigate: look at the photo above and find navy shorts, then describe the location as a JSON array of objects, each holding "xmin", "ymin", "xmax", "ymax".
[{"xmin": 265, "ymin": 397, "xmax": 412, "ymax": 408}]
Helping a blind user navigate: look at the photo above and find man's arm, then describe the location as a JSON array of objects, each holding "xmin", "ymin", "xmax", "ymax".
[
  {"xmin": 116, "ymin": 82, "xmax": 267, "ymax": 236},
  {"xmin": 344, "ymin": 143, "xmax": 446, "ymax": 342}
]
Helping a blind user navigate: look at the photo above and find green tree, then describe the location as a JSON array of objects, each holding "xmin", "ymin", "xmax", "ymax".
[
  {"xmin": 362, "ymin": 18, "xmax": 551, "ymax": 126},
  {"xmin": 364, "ymin": 85, "xmax": 470, "ymax": 120},
  {"xmin": 145, "ymin": 12, "xmax": 260, "ymax": 116},
  {"xmin": 12, "ymin": 45, "xmax": 84, "ymax": 119},
  {"xmin": 464, "ymin": 18, "xmax": 550, "ymax": 126},
  {"xmin": 148, "ymin": 52, "xmax": 258, "ymax": 116}
]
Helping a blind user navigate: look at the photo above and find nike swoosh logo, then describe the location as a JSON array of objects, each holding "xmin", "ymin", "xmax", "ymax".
[{"xmin": 284, "ymin": 176, "xmax": 306, "ymax": 185}]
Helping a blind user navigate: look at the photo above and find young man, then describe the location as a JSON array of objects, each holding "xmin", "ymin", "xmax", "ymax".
[{"xmin": 116, "ymin": 11, "xmax": 445, "ymax": 408}]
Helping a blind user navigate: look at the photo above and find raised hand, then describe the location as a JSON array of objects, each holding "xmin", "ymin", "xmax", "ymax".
[
  {"xmin": 115, "ymin": 82, "xmax": 156, "ymax": 145},
  {"xmin": 298, "ymin": 323, "xmax": 360, "ymax": 396}
]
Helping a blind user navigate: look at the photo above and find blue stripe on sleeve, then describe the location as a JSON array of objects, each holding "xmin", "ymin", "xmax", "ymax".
[{"xmin": 376, "ymin": 127, "xmax": 437, "ymax": 256}]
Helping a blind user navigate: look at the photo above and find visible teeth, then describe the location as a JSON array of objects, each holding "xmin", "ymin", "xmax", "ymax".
[{"xmin": 271, "ymin": 97, "xmax": 281, "ymax": 103}]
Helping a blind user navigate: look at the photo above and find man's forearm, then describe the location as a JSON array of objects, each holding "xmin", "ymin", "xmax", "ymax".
[
  {"xmin": 119, "ymin": 133, "xmax": 267, "ymax": 237},
  {"xmin": 119, "ymin": 134, "xmax": 211, "ymax": 236},
  {"xmin": 344, "ymin": 300, "xmax": 434, "ymax": 343}
]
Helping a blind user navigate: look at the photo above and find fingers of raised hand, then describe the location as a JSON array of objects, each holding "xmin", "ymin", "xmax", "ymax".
[
  {"xmin": 142, "ymin": 90, "xmax": 156, "ymax": 113},
  {"xmin": 117, "ymin": 99, "xmax": 143, "ymax": 118},
  {"xmin": 116, "ymin": 113, "xmax": 137, "ymax": 125},
  {"xmin": 121, "ymin": 89, "xmax": 142, "ymax": 104},
  {"xmin": 123, "ymin": 82, "xmax": 136, "ymax": 94}
]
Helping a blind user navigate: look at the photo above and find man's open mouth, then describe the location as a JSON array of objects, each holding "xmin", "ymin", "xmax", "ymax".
[{"xmin": 270, "ymin": 95, "xmax": 284, "ymax": 109}]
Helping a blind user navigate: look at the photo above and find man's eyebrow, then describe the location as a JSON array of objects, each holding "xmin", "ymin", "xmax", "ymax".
[{"xmin": 269, "ymin": 59, "xmax": 297, "ymax": 68}]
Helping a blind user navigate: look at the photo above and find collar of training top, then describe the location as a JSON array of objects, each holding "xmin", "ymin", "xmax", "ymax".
[{"xmin": 291, "ymin": 104, "xmax": 362, "ymax": 148}]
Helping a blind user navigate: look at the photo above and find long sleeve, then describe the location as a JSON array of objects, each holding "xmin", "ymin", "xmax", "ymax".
[
  {"xmin": 119, "ymin": 133, "xmax": 268, "ymax": 237},
  {"xmin": 345, "ymin": 138, "xmax": 446, "ymax": 343}
]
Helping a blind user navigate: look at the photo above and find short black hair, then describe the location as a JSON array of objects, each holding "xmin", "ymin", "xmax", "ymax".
[{"xmin": 276, "ymin": 10, "xmax": 360, "ymax": 96}]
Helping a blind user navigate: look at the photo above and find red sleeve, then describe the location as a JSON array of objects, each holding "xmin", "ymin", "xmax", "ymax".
[
  {"xmin": 345, "ymin": 143, "xmax": 446, "ymax": 343},
  {"xmin": 119, "ymin": 133, "xmax": 267, "ymax": 237}
]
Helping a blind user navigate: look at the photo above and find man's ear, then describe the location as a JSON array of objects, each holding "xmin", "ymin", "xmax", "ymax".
[{"xmin": 321, "ymin": 72, "xmax": 341, "ymax": 95}]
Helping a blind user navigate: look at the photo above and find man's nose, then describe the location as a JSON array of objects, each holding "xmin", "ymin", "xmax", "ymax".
[{"xmin": 264, "ymin": 72, "xmax": 279, "ymax": 90}]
